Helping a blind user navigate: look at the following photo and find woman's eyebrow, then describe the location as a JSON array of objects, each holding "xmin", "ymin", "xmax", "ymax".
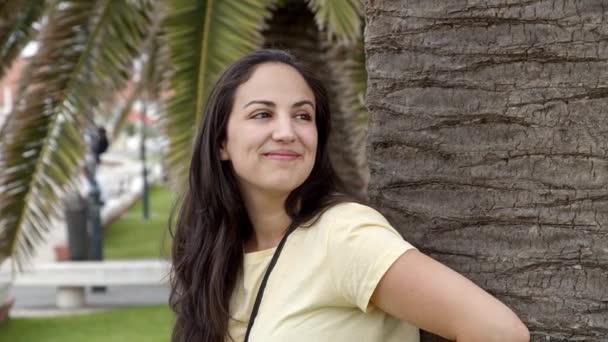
[
  {"xmin": 244, "ymin": 100, "xmax": 274, "ymax": 108},
  {"xmin": 243, "ymin": 100, "xmax": 315, "ymax": 109},
  {"xmin": 293, "ymin": 100, "xmax": 315, "ymax": 110}
]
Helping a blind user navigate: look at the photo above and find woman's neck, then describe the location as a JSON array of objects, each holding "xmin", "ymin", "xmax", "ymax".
[{"xmin": 241, "ymin": 189, "xmax": 292, "ymax": 252}]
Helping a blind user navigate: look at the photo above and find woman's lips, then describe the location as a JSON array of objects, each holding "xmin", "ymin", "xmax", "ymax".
[{"xmin": 263, "ymin": 151, "xmax": 301, "ymax": 160}]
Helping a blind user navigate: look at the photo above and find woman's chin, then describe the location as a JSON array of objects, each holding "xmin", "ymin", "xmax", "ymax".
[{"xmin": 259, "ymin": 179, "xmax": 306, "ymax": 195}]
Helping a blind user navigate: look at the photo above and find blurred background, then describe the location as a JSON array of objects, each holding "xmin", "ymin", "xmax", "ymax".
[
  {"xmin": 3, "ymin": 1, "xmax": 607, "ymax": 341},
  {"xmin": 0, "ymin": 0, "xmax": 367, "ymax": 341}
]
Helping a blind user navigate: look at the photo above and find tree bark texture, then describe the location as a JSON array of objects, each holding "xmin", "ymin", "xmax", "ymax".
[
  {"xmin": 263, "ymin": 3, "xmax": 369, "ymax": 198},
  {"xmin": 365, "ymin": 1, "xmax": 608, "ymax": 341}
]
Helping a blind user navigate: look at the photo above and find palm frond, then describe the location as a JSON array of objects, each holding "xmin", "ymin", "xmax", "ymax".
[
  {"xmin": 108, "ymin": 9, "xmax": 169, "ymax": 141},
  {"xmin": 333, "ymin": 40, "xmax": 367, "ymax": 126},
  {"xmin": 108, "ymin": 28, "xmax": 170, "ymax": 141},
  {"xmin": 306, "ymin": 0, "xmax": 363, "ymax": 43},
  {"xmin": 163, "ymin": 0, "xmax": 274, "ymax": 183},
  {"xmin": 143, "ymin": 20, "xmax": 170, "ymax": 100},
  {"xmin": 108, "ymin": 79, "xmax": 144, "ymax": 141},
  {"xmin": 326, "ymin": 40, "xmax": 369, "ymax": 195},
  {"xmin": 0, "ymin": 0, "xmax": 154, "ymax": 269},
  {"xmin": 0, "ymin": 0, "xmax": 46, "ymax": 80}
]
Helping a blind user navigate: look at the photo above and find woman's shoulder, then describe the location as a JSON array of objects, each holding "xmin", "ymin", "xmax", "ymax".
[{"xmin": 314, "ymin": 201, "xmax": 390, "ymax": 227}]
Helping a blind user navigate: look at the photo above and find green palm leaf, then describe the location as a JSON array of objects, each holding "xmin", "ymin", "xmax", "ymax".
[
  {"xmin": 108, "ymin": 78, "xmax": 144, "ymax": 141},
  {"xmin": 163, "ymin": 0, "xmax": 274, "ymax": 183},
  {"xmin": 336, "ymin": 40, "xmax": 367, "ymax": 126},
  {"xmin": 0, "ymin": 0, "xmax": 154, "ymax": 269},
  {"xmin": 0, "ymin": 0, "xmax": 45, "ymax": 80},
  {"xmin": 306, "ymin": 0, "xmax": 363, "ymax": 42},
  {"xmin": 326, "ymin": 41, "xmax": 369, "ymax": 195},
  {"xmin": 109, "ymin": 15, "xmax": 168, "ymax": 141}
]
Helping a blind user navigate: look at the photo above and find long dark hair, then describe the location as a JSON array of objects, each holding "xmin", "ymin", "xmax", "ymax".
[{"xmin": 169, "ymin": 49, "xmax": 358, "ymax": 342}]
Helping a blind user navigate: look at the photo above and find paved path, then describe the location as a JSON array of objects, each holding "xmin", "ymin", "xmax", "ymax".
[{"xmin": 4, "ymin": 149, "xmax": 168, "ymax": 317}]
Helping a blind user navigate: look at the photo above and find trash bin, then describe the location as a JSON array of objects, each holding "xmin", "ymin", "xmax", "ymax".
[{"xmin": 64, "ymin": 192, "xmax": 89, "ymax": 261}]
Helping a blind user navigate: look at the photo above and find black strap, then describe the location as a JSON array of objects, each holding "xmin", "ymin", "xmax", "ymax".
[{"xmin": 243, "ymin": 221, "xmax": 298, "ymax": 342}]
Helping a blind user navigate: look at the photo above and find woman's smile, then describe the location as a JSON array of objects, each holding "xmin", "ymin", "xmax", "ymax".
[{"xmin": 263, "ymin": 149, "xmax": 302, "ymax": 161}]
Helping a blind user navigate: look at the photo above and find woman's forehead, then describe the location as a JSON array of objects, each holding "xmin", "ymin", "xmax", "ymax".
[{"xmin": 233, "ymin": 63, "xmax": 315, "ymax": 105}]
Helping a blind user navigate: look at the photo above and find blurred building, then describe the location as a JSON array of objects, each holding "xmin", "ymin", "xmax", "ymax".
[{"xmin": 0, "ymin": 57, "xmax": 29, "ymax": 128}]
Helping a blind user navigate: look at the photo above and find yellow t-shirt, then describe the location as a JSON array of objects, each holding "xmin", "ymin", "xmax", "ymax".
[{"xmin": 227, "ymin": 202, "xmax": 420, "ymax": 342}]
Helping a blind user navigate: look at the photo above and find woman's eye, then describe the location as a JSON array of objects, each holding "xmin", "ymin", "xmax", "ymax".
[
  {"xmin": 295, "ymin": 113, "xmax": 312, "ymax": 121},
  {"xmin": 252, "ymin": 112, "xmax": 270, "ymax": 119}
]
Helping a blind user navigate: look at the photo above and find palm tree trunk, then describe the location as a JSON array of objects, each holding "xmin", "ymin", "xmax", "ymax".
[
  {"xmin": 365, "ymin": 1, "xmax": 608, "ymax": 341},
  {"xmin": 262, "ymin": 3, "xmax": 368, "ymax": 198}
]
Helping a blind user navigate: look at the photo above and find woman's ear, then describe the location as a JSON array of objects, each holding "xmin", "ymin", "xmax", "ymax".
[{"xmin": 219, "ymin": 142, "xmax": 229, "ymax": 160}]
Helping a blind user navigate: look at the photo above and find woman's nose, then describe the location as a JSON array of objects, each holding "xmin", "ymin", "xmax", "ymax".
[{"xmin": 272, "ymin": 115, "xmax": 296, "ymax": 142}]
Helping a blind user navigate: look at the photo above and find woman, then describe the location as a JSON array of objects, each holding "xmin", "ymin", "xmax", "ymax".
[{"xmin": 169, "ymin": 49, "xmax": 529, "ymax": 342}]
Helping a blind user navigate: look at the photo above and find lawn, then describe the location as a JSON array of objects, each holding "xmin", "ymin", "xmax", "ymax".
[
  {"xmin": 2, "ymin": 305, "xmax": 174, "ymax": 342},
  {"xmin": 0, "ymin": 187, "xmax": 177, "ymax": 341},
  {"xmin": 104, "ymin": 185, "xmax": 175, "ymax": 259}
]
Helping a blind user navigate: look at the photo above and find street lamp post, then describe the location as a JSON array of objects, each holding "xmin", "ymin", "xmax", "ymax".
[
  {"xmin": 140, "ymin": 101, "xmax": 149, "ymax": 220},
  {"xmin": 85, "ymin": 127, "xmax": 105, "ymax": 292}
]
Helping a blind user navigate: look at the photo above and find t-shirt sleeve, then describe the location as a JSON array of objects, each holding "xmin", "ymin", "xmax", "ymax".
[{"xmin": 327, "ymin": 203, "xmax": 417, "ymax": 313}]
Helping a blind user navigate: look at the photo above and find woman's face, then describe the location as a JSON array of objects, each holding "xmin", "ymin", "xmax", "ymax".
[{"xmin": 220, "ymin": 62, "xmax": 318, "ymax": 197}]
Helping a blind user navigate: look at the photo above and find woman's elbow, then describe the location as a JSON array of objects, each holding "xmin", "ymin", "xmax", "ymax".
[
  {"xmin": 512, "ymin": 321, "xmax": 530, "ymax": 342},
  {"xmin": 503, "ymin": 315, "xmax": 530, "ymax": 342},
  {"xmin": 498, "ymin": 319, "xmax": 531, "ymax": 342}
]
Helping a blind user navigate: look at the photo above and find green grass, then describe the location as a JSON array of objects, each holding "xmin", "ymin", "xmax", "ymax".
[
  {"xmin": 105, "ymin": 185, "xmax": 175, "ymax": 259},
  {"xmin": 1, "ymin": 187, "xmax": 176, "ymax": 340},
  {"xmin": 2, "ymin": 305, "xmax": 174, "ymax": 342}
]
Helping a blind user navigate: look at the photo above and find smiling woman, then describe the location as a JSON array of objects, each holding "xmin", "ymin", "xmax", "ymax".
[
  {"xmin": 168, "ymin": 49, "xmax": 529, "ymax": 342},
  {"xmin": 219, "ymin": 63, "xmax": 318, "ymax": 207}
]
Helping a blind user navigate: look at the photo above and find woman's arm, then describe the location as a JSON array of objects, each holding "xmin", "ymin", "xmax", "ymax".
[{"xmin": 371, "ymin": 250, "xmax": 530, "ymax": 342}]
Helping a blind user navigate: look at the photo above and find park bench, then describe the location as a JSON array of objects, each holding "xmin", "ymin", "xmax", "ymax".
[{"xmin": 13, "ymin": 260, "xmax": 171, "ymax": 309}]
